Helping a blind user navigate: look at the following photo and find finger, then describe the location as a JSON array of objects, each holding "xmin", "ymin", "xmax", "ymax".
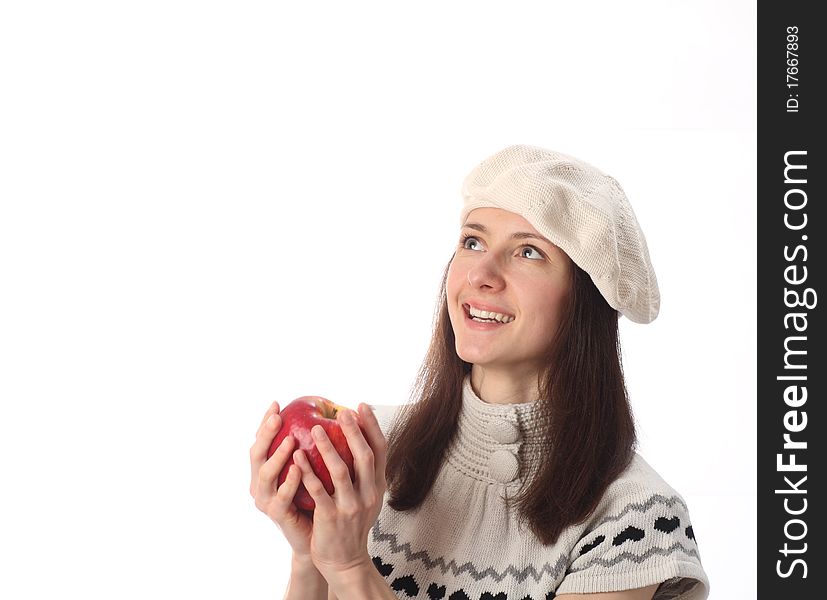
[
  {"xmin": 358, "ymin": 403, "xmax": 388, "ymax": 487},
  {"xmin": 274, "ymin": 464, "xmax": 303, "ymax": 507},
  {"xmin": 253, "ymin": 416, "xmax": 278, "ymax": 465},
  {"xmin": 254, "ymin": 434, "xmax": 294, "ymax": 499},
  {"xmin": 255, "ymin": 401, "xmax": 280, "ymax": 438},
  {"xmin": 293, "ymin": 448, "xmax": 336, "ymax": 513},
  {"xmin": 310, "ymin": 425, "xmax": 356, "ymax": 498},
  {"xmin": 337, "ymin": 409, "xmax": 375, "ymax": 494},
  {"xmin": 250, "ymin": 411, "xmax": 282, "ymax": 493}
]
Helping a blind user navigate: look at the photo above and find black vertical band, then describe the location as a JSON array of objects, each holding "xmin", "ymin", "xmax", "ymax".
[{"xmin": 757, "ymin": 2, "xmax": 824, "ymax": 596}]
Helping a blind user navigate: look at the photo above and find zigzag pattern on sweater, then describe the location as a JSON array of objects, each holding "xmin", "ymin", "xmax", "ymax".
[
  {"xmin": 371, "ymin": 518, "xmax": 569, "ymax": 584},
  {"xmin": 583, "ymin": 493, "xmax": 689, "ymax": 531},
  {"xmin": 571, "ymin": 493, "xmax": 700, "ymax": 573},
  {"xmin": 373, "ymin": 492, "xmax": 700, "ymax": 584},
  {"xmin": 573, "ymin": 542, "xmax": 701, "ymax": 572}
]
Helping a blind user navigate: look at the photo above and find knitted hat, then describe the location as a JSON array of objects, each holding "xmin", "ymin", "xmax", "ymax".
[{"xmin": 460, "ymin": 144, "xmax": 660, "ymax": 324}]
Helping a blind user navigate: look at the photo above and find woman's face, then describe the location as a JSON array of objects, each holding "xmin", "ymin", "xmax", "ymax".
[{"xmin": 446, "ymin": 207, "xmax": 573, "ymax": 378}]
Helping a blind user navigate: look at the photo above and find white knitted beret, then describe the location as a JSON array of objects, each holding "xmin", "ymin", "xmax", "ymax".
[{"xmin": 460, "ymin": 144, "xmax": 660, "ymax": 324}]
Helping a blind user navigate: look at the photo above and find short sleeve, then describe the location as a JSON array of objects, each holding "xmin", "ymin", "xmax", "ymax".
[{"xmin": 555, "ymin": 459, "xmax": 710, "ymax": 599}]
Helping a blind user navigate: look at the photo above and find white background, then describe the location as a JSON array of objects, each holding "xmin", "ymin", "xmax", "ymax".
[{"xmin": 0, "ymin": 1, "xmax": 755, "ymax": 598}]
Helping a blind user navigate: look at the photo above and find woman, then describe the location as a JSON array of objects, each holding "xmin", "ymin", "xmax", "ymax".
[{"xmin": 250, "ymin": 145, "xmax": 710, "ymax": 599}]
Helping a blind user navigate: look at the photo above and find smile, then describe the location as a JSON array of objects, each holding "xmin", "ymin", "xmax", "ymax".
[{"xmin": 463, "ymin": 303, "xmax": 515, "ymax": 324}]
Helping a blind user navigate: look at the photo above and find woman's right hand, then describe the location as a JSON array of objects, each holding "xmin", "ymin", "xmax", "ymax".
[{"xmin": 249, "ymin": 401, "xmax": 314, "ymax": 558}]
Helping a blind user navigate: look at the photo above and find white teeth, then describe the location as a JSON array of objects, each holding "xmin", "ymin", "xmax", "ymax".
[{"xmin": 468, "ymin": 305, "xmax": 515, "ymax": 323}]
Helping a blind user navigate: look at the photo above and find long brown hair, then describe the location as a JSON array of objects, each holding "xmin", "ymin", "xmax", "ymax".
[{"xmin": 384, "ymin": 254, "xmax": 636, "ymax": 545}]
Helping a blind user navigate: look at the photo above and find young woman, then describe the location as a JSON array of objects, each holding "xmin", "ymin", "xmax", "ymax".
[{"xmin": 250, "ymin": 145, "xmax": 710, "ymax": 600}]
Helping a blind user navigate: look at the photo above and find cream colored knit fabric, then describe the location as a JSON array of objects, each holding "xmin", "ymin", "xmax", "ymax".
[
  {"xmin": 461, "ymin": 145, "xmax": 660, "ymax": 324},
  {"xmin": 367, "ymin": 377, "xmax": 709, "ymax": 599}
]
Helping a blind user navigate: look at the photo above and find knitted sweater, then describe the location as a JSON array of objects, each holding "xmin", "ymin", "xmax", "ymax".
[{"xmin": 367, "ymin": 375, "xmax": 709, "ymax": 600}]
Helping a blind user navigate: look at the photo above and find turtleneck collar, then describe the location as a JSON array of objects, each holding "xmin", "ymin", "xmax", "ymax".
[{"xmin": 445, "ymin": 374, "xmax": 551, "ymax": 486}]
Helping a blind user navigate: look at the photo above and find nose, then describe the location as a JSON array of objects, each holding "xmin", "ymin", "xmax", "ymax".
[{"xmin": 466, "ymin": 254, "xmax": 506, "ymax": 291}]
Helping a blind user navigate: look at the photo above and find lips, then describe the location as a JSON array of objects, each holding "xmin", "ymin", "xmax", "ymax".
[
  {"xmin": 461, "ymin": 302, "xmax": 515, "ymax": 328},
  {"xmin": 462, "ymin": 301, "xmax": 516, "ymax": 320}
]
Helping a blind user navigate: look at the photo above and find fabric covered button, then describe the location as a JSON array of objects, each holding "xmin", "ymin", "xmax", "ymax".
[
  {"xmin": 485, "ymin": 419, "xmax": 521, "ymax": 444},
  {"xmin": 489, "ymin": 449, "xmax": 520, "ymax": 483}
]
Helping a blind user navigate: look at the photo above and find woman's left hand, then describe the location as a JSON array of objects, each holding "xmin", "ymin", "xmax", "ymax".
[{"xmin": 292, "ymin": 402, "xmax": 388, "ymax": 582}]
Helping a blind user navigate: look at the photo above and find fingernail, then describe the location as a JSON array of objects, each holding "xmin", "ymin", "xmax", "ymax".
[
  {"xmin": 267, "ymin": 414, "xmax": 277, "ymax": 428},
  {"xmin": 340, "ymin": 410, "xmax": 354, "ymax": 424},
  {"xmin": 311, "ymin": 425, "xmax": 324, "ymax": 439}
]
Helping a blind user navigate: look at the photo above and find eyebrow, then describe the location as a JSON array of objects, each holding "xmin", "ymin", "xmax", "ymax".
[{"xmin": 461, "ymin": 222, "xmax": 557, "ymax": 248}]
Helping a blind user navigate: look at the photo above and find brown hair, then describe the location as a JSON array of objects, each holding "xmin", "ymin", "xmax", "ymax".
[{"xmin": 384, "ymin": 255, "xmax": 636, "ymax": 545}]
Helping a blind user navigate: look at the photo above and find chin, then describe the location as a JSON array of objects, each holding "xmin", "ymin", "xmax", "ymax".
[{"xmin": 455, "ymin": 344, "xmax": 494, "ymax": 366}]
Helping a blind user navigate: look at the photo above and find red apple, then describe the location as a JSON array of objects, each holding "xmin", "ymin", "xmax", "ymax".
[{"xmin": 267, "ymin": 396, "xmax": 360, "ymax": 512}]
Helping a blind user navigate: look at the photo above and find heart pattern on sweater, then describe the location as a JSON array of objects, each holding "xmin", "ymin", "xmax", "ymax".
[
  {"xmin": 612, "ymin": 525, "xmax": 645, "ymax": 546},
  {"xmin": 373, "ymin": 558, "xmax": 560, "ymax": 600},
  {"xmin": 372, "ymin": 510, "xmax": 697, "ymax": 598},
  {"xmin": 654, "ymin": 516, "xmax": 680, "ymax": 533},
  {"xmin": 391, "ymin": 574, "xmax": 420, "ymax": 597},
  {"xmin": 578, "ymin": 534, "xmax": 605, "ymax": 555},
  {"xmin": 372, "ymin": 555, "xmax": 394, "ymax": 577}
]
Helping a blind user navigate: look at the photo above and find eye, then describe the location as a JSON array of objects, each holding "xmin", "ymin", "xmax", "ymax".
[
  {"xmin": 520, "ymin": 246, "xmax": 544, "ymax": 260},
  {"xmin": 460, "ymin": 234, "xmax": 482, "ymax": 251}
]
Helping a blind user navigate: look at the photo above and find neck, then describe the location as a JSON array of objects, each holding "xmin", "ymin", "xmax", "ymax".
[{"xmin": 470, "ymin": 364, "xmax": 542, "ymax": 405}]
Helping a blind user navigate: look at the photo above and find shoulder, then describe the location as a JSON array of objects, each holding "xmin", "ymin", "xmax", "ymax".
[
  {"xmin": 555, "ymin": 453, "xmax": 710, "ymax": 599},
  {"xmin": 581, "ymin": 453, "xmax": 700, "ymax": 554},
  {"xmin": 600, "ymin": 453, "xmax": 688, "ymax": 514}
]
